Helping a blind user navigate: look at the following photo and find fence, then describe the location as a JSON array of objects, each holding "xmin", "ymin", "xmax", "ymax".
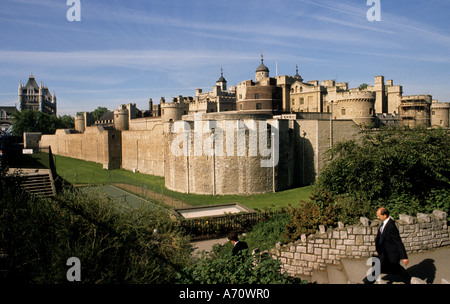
[{"xmin": 180, "ymin": 210, "xmax": 274, "ymax": 241}]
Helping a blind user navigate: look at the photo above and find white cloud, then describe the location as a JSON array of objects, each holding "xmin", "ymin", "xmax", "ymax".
[{"xmin": 0, "ymin": 49, "xmax": 255, "ymax": 71}]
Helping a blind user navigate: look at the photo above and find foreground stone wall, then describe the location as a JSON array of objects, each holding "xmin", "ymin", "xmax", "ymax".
[{"xmin": 272, "ymin": 210, "xmax": 449, "ymax": 277}]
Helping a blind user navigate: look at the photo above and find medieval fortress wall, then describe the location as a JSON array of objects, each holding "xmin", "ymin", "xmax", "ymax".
[
  {"xmin": 39, "ymin": 126, "xmax": 122, "ymax": 170},
  {"xmin": 36, "ymin": 60, "xmax": 450, "ymax": 195},
  {"xmin": 38, "ymin": 109, "xmax": 360, "ymax": 195}
]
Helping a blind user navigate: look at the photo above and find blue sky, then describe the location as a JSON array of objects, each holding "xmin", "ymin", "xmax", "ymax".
[{"xmin": 1, "ymin": 0, "xmax": 449, "ymax": 116}]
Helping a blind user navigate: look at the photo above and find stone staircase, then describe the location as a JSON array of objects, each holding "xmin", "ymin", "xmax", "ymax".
[
  {"xmin": 309, "ymin": 248, "xmax": 450, "ymax": 284},
  {"xmin": 9, "ymin": 168, "xmax": 56, "ymax": 198}
]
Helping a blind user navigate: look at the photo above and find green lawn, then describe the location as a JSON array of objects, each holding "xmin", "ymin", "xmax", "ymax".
[{"xmin": 30, "ymin": 153, "xmax": 312, "ymax": 210}]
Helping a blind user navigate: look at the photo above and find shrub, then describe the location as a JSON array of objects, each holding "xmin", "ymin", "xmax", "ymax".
[
  {"xmin": 240, "ymin": 211, "xmax": 289, "ymax": 251},
  {"xmin": 315, "ymin": 126, "xmax": 450, "ymax": 218},
  {"xmin": 0, "ymin": 169, "xmax": 191, "ymax": 283},
  {"xmin": 177, "ymin": 247, "xmax": 304, "ymax": 284},
  {"xmin": 282, "ymin": 192, "xmax": 339, "ymax": 242}
]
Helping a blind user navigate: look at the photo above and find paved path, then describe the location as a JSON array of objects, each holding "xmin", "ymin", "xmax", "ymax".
[
  {"xmin": 340, "ymin": 245, "xmax": 450, "ymax": 284},
  {"xmin": 191, "ymin": 237, "xmax": 229, "ymax": 257}
]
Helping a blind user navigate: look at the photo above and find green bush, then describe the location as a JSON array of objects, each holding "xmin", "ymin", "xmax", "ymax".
[
  {"xmin": 177, "ymin": 247, "xmax": 304, "ymax": 284},
  {"xmin": 0, "ymin": 169, "xmax": 191, "ymax": 283},
  {"xmin": 333, "ymin": 193, "xmax": 374, "ymax": 225},
  {"xmin": 315, "ymin": 126, "xmax": 450, "ymax": 219},
  {"xmin": 241, "ymin": 211, "xmax": 289, "ymax": 251},
  {"xmin": 282, "ymin": 192, "xmax": 338, "ymax": 242}
]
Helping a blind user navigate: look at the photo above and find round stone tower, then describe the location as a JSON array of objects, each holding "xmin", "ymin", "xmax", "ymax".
[
  {"xmin": 431, "ymin": 100, "xmax": 450, "ymax": 128},
  {"xmin": 334, "ymin": 90, "xmax": 376, "ymax": 126},
  {"xmin": 161, "ymin": 96, "xmax": 189, "ymax": 123},
  {"xmin": 114, "ymin": 108, "xmax": 129, "ymax": 131},
  {"xmin": 74, "ymin": 114, "xmax": 85, "ymax": 133}
]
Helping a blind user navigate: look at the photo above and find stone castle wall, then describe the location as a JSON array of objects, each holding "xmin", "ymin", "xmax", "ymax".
[
  {"xmin": 121, "ymin": 126, "xmax": 165, "ymax": 177},
  {"xmin": 164, "ymin": 115, "xmax": 293, "ymax": 195},
  {"xmin": 39, "ymin": 126, "xmax": 122, "ymax": 169},
  {"xmin": 295, "ymin": 119, "xmax": 359, "ymax": 185},
  {"xmin": 271, "ymin": 210, "xmax": 450, "ymax": 278},
  {"xmin": 37, "ymin": 114, "xmax": 361, "ymax": 194}
]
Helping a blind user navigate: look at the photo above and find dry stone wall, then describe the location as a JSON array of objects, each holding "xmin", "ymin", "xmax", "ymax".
[{"xmin": 271, "ymin": 210, "xmax": 449, "ymax": 277}]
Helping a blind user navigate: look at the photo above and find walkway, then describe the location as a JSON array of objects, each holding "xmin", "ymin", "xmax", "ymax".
[{"xmin": 337, "ymin": 245, "xmax": 450, "ymax": 284}]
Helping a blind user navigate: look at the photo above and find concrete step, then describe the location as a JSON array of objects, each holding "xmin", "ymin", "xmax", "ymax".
[
  {"xmin": 311, "ymin": 269, "xmax": 328, "ymax": 284},
  {"xmin": 327, "ymin": 264, "xmax": 349, "ymax": 284},
  {"xmin": 311, "ymin": 264, "xmax": 349, "ymax": 284},
  {"xmin": 20, "ymin": 172, "xmax": 55, "ymax": 197}
]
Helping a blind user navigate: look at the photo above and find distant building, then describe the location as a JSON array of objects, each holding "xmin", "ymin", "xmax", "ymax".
[
  {"xmin": 18, "ymin": 74, "xmax": 57, "ymax": 115},
  {"xmin": 0, "ymin": 106, "xmax": 18, "ymax": 134}
]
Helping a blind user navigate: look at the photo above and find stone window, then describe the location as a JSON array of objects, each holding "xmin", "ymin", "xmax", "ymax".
[
  {"xmin": 341, "ymin": 108, "xmax": 346, "ymax": 115},
  {"xmin": 255, "ymin": 93, "xmax": 259, "ymax": 99},
  {"xmin": 256, "ymin": 103, "xmax": 262, "ymax": 110}
]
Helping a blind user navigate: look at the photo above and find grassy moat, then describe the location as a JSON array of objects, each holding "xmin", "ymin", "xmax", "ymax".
[{"xmin": 15, "ymin": 152, "xmax": 312, "ymax": 210}]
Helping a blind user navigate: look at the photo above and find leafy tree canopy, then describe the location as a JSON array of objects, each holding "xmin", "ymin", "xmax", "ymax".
[
  {"xmin": 358, "ymin": 83, "xmax": 369, "ymax": 90},
  {"xmin": 91, "ymin": 106, "xmax": 109, "ymax": 121},
  {"xmin": 315, "ymin": 126, "xmax": 450, "ymax": 218},
  {"xmin": 12, "ymin": 109, "xmax": 74, "ymax": 135}
]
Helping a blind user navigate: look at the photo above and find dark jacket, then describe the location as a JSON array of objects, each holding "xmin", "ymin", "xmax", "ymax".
[
  {"xmin": 232, "ymin": 241, "xmax": 248, "ymax": 256},
  {"xmin": 375, "ymin": 219, "xmax": 408, "ymax": 264}
]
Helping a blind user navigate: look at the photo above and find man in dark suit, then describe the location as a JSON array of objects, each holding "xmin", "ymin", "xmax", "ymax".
[
  {"xmin": 228, "ymin": 232, "xmax": 248, "ymax": 256},
  {"xmin": 364, "ymin": 207, "xmax": 411, "ymax": 284}
]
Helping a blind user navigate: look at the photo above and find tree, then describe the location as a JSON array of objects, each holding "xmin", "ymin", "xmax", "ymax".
[
  {"xmin": 358, "ymin": 83, "xmax": 369, "ymax": 90},
  {"xmin": 12, "ymin": 109, "xmax": 75, "ymax": 135},
  {"xmin": 57, "ymin": 115, "xmax": 74, "ymax": 129},
  {"xmin": 315, "ymin": 126, "xmax": 450, "ymax": 219},
  {"xmin": 91, "ymin": 107, "xmax": 109, "ymax": 121}
]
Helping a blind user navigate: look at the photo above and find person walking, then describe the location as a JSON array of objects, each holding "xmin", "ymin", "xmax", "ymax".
[
  {"xmin": 364, "ymin": 207, "xmax": 412, "ymax": 284},
  {"xmin": 228, "ymin": 232, "xmax": 248, "ymax": 256}
]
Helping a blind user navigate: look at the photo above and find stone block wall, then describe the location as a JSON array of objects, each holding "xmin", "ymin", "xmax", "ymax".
[
  {"xmin": 271, "ymin": 210, "xmax": 449, "ymax": 277},
  {"xmin": 39, "ymin": 127, "xmax": 122, "ymax": 170}
]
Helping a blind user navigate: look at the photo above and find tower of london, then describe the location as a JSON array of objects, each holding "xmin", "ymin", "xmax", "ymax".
[{"xmin": 37, "ymin": 55, "xmax": 450, "ymax": 195}]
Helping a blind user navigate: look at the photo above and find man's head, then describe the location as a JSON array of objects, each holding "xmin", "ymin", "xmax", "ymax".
[
  {"xmin": 377, "ymin": 207, "xmax": 389, "ymax": 221},
  {"xmin": 228, "ymin": 232, "xmax": 239, "ymax": 244}
]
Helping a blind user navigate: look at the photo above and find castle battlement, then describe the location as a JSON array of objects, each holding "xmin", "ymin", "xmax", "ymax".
[
  {"xmin": 431, "ymin": 101, "xmax": 450, "ymax": 109},
  {"xmin": 336, "ymin": 90, "xmax": 375, "ymax": 102},
  {"xmin": 402, "ymin": 95, "xmax": 432, "ymax": 102}
]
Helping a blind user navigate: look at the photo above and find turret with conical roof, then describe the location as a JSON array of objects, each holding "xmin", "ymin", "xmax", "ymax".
[
  {"xmin": 255, "ymin": 51, "xmax": 269, "ymax": 82},
  {"xmin": 216, "ymin": 66, "xmax": 227, "ymax": 91},
  {"xmin": 294, "ymin": 63, "xmax": 303, "ymax": 82}
]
